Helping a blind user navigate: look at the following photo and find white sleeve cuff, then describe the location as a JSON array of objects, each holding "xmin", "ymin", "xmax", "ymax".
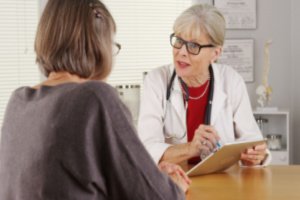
[
  {"xmin": 146, "ymin": 142, "xmax": 172, "ymax": 164},
  {"xmin": 261, "ymin": 149, "xmax": 272, "ymax": 166}
]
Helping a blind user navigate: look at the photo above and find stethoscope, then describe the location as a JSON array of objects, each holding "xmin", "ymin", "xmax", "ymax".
[{"xmin": 164, "ymin": 64, "xmax": 214, "ymax": 139}]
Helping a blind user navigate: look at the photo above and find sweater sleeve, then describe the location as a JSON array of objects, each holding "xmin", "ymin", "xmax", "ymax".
[{"xmin": 90, "ymin": 83, "xmax": 185, "ymax": 200}]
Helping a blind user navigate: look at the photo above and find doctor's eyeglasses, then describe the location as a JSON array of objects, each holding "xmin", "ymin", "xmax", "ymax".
[
  {"xmin": 113, "ymin": 42, "xmax": 121, "ymax": 56},
  {"xmin": 170, "ymin": 33, "xmax": 214, "ymax": 55}
]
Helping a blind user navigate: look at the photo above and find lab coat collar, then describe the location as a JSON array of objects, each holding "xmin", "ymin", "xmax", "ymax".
[
  {"xmin": 168, "ymin": 64, "xmax": 186, "ymax": 129},
  {"xmin": 168, "ymin": 63, "xmax": 227, "ymax": 127}
]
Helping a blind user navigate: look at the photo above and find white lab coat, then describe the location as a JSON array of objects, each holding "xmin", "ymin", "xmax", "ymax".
[{"xmin": 138, "ymin": 63, "xmax": 270, "ymax": 164}]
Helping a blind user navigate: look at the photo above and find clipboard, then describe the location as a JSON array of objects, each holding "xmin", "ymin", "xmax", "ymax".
[{"xmin": 186, "ymin": 139, "xmax": 267, "ymax": 177}]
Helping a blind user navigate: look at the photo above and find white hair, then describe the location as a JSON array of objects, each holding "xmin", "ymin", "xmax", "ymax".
[{"xmin": 173, "ymin": 4, "xmax": 226, "ymax": 46}]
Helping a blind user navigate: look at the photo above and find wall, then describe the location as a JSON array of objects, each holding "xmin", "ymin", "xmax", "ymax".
[{"xmin": 291, "ymin": 0, "xmax": 300, "ymax": 164}]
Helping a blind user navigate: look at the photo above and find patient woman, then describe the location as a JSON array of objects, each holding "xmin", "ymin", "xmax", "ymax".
[{"xmin": 0, "ymin": 0, "xmax": 190, "ymax": 199}]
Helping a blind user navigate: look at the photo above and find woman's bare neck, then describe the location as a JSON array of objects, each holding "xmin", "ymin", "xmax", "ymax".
[{"xmin": 32, "ymin": 71, "xmax": 87, "ymax": 89}]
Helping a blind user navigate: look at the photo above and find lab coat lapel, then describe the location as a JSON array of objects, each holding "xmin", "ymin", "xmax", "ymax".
[
  {"xmin": 169, "ymin": 76, "xmax": 186, "ymax": 130},
  {"xmin": 211, "ymin": 65, "xmax": 227, "ymax": 125}
]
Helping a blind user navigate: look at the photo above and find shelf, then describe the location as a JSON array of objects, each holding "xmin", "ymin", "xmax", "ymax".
[
  {"xmin": 253, "ymin": 109, "xmax": 289, "ymax": 115},
  {"xmin": 253, "ymin": 110, "xmax": 290, "ymax": 165},
  {"xmin": 270, "ymin": 150, "xmax": 289, "ymax": 165}
]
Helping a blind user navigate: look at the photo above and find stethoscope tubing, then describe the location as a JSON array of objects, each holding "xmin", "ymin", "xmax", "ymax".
[{"xmin": 165, "ymin": 65, "xmax": 214, "ymax": 139}]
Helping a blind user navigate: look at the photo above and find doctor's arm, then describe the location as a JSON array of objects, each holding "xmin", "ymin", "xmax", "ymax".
[
  {"xmin": 138, "ymin": 71, "xmax": 194, "ymax": 164},
  {"xmin": 138, "ymin": 71, "xmax": 209, "ymax": 164},
  {"xmin": 161, "ymin": 125, "xmax": 219, "ymax": 164},
  {"xmin": 137, "ymin": 71, "xmax": 173, "ymax": 164}
]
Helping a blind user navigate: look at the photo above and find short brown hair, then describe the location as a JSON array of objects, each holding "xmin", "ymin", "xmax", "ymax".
[{"xmin": 35, "ymin": 0, "xmax": 116, "ymax": 80}]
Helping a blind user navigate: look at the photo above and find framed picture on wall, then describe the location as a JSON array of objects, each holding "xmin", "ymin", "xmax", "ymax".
[
  {"xmin": 213, "ymin": 0, "xmax": 256, "ymax": 29},
  {"xmin": 217, "ymin": 39, "xmax": 254, "ymax": 82}
]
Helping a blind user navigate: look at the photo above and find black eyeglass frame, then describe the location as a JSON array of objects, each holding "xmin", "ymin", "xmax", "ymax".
[
  {"xmin": 113, "ymin": 42, "xmax": 121, "ymax": 56},
  {"xmin": 170, "ymin": 33, "xmax": 215, "ymax": 55}
]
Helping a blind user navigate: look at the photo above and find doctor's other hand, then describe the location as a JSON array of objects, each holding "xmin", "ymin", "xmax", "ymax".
[
  {"xmin": 188, "ymin": 124, "xmax": 220, "ymax": 158},
  {"xmin": 158, "ymin": 161, "xmax": 191, "ymax": 193},
  {"xmin": 240, "ymin": 143, "xmax": 267, "ymax": 166}
]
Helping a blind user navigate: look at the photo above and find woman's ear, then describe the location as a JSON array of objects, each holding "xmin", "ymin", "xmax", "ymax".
[{"xmin": 210, "ymin": 46, "xmax": 222, "ymax": 64}]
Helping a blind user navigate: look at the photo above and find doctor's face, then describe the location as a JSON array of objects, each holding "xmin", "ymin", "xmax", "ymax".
[{"xmin": 172, "ymin": 32, "xmax": 218, "ymax": 78}]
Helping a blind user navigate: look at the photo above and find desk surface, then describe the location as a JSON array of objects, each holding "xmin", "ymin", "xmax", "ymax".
[{"xmin": 184, "ymin": 165, "xmax": 300, "ymax": 200}]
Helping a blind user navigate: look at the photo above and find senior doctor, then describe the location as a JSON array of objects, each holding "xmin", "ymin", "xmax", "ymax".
[{"xmin": 138, "ymin": 4, "xmax": 270, "ymax": 166}]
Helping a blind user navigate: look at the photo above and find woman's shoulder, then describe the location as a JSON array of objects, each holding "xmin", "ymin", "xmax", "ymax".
[
  {"xmin": 213, "ymin": 63, "xmax": 244, "ymax": 84},
  {"xmin": 81, "ymin": 81, "xmax": 115, "ymax": 94},
  {"xmin": 145, "ymin": 64, "xmax": 173, "ymax": 88},
  {"xmin": 69, "ymin": 81, "xmax": 128, "ymax": 118},
  {"xmin": 213, "ymin": 63, "xmax": 240, "ymax": 77},
  {"xmin": 80, "ymin": 81, "xmax": 119, "ymax": 102},
  {"xmin": 148, "ymin": 64, "xmax": 172, "ymax": 76}
]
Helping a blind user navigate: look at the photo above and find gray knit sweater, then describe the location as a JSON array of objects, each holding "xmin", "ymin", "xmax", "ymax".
[{"xmin": 0, "ymin": 81, "xmax": 184, "ymax": 200}]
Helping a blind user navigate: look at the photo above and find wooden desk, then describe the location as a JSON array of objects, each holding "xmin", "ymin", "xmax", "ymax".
[{"xmin": 185, "ymin": 165, "xmax": 300, "ymax": 200}]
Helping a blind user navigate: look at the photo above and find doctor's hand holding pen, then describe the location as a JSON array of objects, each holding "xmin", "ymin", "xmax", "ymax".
[
  {"xmin": 189, "ymin": 124, "xmax": 221, "ymax": 160},
  {"xmin": 159, "ymin": 161, "xmax": 192, "ymax": 193},
  {"xmin": 240, "ymin": 143, "xmax": 268, "ymax": 166}
]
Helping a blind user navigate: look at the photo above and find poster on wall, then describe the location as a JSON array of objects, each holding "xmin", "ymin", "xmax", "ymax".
[
  {"xmin": 213, "ymin": 0, "xmax": 256, "ymax": 29},
  {"xmin": 217, "ymin": 39, "xmax": 254, "ymax": 82}
]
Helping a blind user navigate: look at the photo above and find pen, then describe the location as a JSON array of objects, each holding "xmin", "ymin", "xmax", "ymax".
[{"xmin": 212, "ymin": 141, "xmax": 222, "ymax": 153}]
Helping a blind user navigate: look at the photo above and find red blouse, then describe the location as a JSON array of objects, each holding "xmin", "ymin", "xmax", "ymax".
[{"xmin": 186, "ymin": 80, "xmax": 210, "ymax": 164}]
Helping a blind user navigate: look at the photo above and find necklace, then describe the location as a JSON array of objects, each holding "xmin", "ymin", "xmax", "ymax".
[{"xmin": 180, "ymin": 79, "xmax": 210, "ymax": 100}]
